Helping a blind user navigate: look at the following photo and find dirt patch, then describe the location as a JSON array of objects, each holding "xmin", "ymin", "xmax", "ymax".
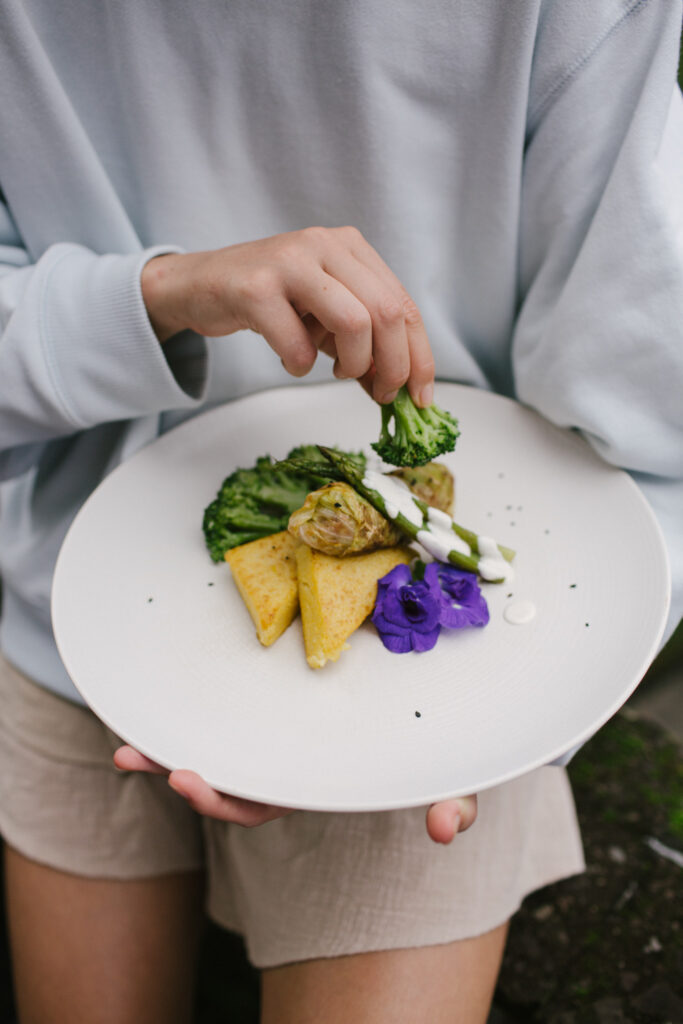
[{"xmin": 495, "ymin": 711, "xmax": 683, "ymax": 1023}]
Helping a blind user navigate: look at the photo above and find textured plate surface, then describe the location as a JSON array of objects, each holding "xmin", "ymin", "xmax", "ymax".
[{"xmin": 51, "ymin": 382, "xmax": 670, "ymax": 810}]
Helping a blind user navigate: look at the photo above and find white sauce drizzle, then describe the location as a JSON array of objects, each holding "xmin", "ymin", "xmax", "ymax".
[
  {"xmin": 417, "ymin": 505, "xmax": 471, "ymax": 560},
  {"xmin": 362, "ymin": 469, "xmax": 424, "ymax": 527},
  {"xmin": 504, "ymin": 600, "xmax": 536, "ymax": 625},
  {"xmin": 426, "ymin": 506, "xmax": 452, "ymax": 529},
  {"xmin": 476, "ymin": 535, "xmax": 515, "ymax": 583},
  {"xmin": 417, "ymin": 524, "xmax": 471, "ymax": 561},
  {"xmin": 363, "ymin": 474, "xmax": 513, "ymax": 582}
]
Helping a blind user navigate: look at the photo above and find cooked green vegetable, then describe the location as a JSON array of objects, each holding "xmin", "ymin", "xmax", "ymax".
[
  {"xmin": 390, "ymin": 462, "xmax": 454, "ymax": 515},
  {"xmin": 287, "ymin": 462, "xmax": 454, "ymax": 556},
  {"xmin": 371, "ymin": 386, "xmax": 460, "ymax": 467},
  {"xmin": 317, "ymin": 446, "xmax": 515, "ymax": 580},
  {"xmin": 288, "ymin": 481, "xmax": 403, "ymax": 556},
  {"xmin": 203, "ymin": 445, "xmax": 366, "ymax": 562}
]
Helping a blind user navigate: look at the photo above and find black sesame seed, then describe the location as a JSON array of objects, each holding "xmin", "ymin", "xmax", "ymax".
[
  {"xmin": 208, "ymin": 582, "xmax": 214, "ymax": 586},
  {"xmin": 334, "ymin": 502, "xmax": 342, "ymax": 508},
  {"xmin": 569, "ymin": 583, "xmax": 577, "ymax": 589},
  {"xmin": 147, "ymin": 597, "xmax": 153, "ymax": 603},
  {"xmin": 415, "ymin": 711, "xmax": 421, "ymax": 718}
]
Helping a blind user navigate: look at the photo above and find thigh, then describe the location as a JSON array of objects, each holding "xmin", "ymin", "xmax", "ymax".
[
  {"xmin": 261, "ymin": 922, "xmax": 509, "ymax": 1024},
  {"xmin": 0, "ymin": 657, "xmax": 207, "ymax": 1023},
  {"xmin": 4, "ymin": 844, "xmax": 204, "ymax": 1024}
]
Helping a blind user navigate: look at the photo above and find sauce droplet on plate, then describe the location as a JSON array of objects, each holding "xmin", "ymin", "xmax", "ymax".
[{"xmin": 503, "ymin": 600, "xmax": 536, "ymax": 625}]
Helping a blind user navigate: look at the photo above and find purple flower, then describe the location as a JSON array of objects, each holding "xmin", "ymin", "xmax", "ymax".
[
  {"xmin": 435, "ymin": 564, "xmax": 490, "ymax": 629},
  {"xmin": 371, "ymin": 562, "xmax": 444, "ymax": 653},
  {"xmin": 372, "ymin": 561, "xmax": 490, "ymax": 654}
]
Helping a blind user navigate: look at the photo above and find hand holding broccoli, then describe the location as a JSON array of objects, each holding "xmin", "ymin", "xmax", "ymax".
[{"xmin": 141, "ymin": 226, "xmax": 435, "ymax": 406}]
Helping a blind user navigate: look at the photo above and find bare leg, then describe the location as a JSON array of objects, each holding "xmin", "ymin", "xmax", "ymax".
[
  {"xmin": 261, "ymin": 921, "xmax": 509, "ymax": 1024},
  {"xmin": 4, "ymin": 844, "xmax": 204, "ymax": 1024}
]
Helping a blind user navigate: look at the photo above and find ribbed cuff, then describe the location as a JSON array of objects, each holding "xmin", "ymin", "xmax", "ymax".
[{"xmin": 40, "ymin": 243, "xmax": 208, "ymax": 428}]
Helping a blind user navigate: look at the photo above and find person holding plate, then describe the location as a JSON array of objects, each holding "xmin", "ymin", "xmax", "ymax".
[{"xmin": 1, "ymin": 3, "xmax": 682, "ymax": 1023}]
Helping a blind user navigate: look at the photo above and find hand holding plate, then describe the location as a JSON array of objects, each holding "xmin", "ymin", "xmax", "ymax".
[
  {"xmin": 140, "ymin": 226, "xmax": 434, "ymax": 406},
  {"xmin": 114, "ymin": 745, "xmax": 293, "ymax": 826}
]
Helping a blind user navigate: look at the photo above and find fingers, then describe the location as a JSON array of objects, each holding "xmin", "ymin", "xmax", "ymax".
[
  {"xmin": 115, "ymin": 750, "xmax": 292, "ymax": 828},
  {"xmin": 247, "ymin": 296, "xmax": 320, "ymax": 377},
  {"xmin": 235, "ymin": 227, "xmax": 435, "ymax": 401},
  {"xmin": 113, "ymin": 745, "xmax": 169, "ymax": 775},
  {"xmin": 168, "ymin": 770, "xmax": 293, "ymax": 826},
  {"xmin": 336, "ymin": 228, "xmax": 435, "ymax": 405},
  {"xmin": 425, "ymin": 795, "xmax": 478, "ymax": 845},
  {"xmin": 403, "ymin": 297, "xmax": 435, "ymax": 407},
  {"xmin": 293, "ymin": 267, "xmax": 374, "ymax": 381},
  {"xmin": 311, "ymin": 248, "xmax": 406, "ymax": 399},
  {"xmin": 143, "ymin": 227, "xmax": 435, "ymax": 404}
]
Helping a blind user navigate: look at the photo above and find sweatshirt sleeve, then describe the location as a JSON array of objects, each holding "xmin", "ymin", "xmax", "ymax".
[
  {"xmin": 0, "ymin": 198, "xmax": 208, "ymax": 481},
  {"xmin": 513, "ymin": 0, "xmax": 683, "ymax": 649}
]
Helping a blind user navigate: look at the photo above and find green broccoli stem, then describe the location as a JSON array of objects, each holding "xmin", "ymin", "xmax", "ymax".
[
  {"xmin": 318, "ymin": 446, "xmax": 514, "ymax": 577},
  {"xmin": 390, "ymin": 385, "xmax": 419, "ymax": 431},
  {"xmin": 380, "ymin": 386, "xmax": 426, "ymax": 455}
]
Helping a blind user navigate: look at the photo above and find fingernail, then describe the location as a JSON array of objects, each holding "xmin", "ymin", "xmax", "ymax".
[
  {"xmin": 419, "ymin": 383, "xmax": 434, "ymax": 407},
  {"xmin": 451, "ymin": 808, "xmax": 461, "ymax": 836}
]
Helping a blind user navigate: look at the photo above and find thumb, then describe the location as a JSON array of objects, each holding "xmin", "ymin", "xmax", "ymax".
[{"xmin": 425, "ymin": 795, "xmax": 478, "ymax": 844}]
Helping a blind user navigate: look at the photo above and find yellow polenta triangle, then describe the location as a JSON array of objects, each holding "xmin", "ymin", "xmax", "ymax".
[
  {"xmin": 296, "ymin": 544, "xmax": 412, "ymax": 669},
  {"xmin": 225, "ymin": 531, "xmax": 299, "ymax": 646}
]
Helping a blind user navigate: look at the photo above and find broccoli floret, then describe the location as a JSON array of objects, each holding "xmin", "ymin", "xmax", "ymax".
[
  {"xmin": 370, "ymin": 386, "xmax": 460, "ymax": 467},
  {"xmin": 202, "ymin": 446, "xmax": 366, "ymax": 562}
]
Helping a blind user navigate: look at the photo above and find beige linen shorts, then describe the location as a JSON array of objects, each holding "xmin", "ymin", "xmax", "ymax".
[{"xmin": 0, "ymin": 654, "xmax": 584, "ymax": 968}]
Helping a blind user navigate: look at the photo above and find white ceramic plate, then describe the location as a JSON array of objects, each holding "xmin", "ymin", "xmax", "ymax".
[{"xmin": 51, "ymin": 382, "xmax": 670, "ymax": 811}]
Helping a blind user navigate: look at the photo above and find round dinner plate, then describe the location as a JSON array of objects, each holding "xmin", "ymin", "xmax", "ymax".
[{"xmin": 51, "ymin": 382, "xmax": 670, "ymax": 810}]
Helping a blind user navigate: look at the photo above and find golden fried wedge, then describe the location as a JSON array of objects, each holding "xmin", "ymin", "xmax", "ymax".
[
  {"xmin": 296, "ymin": 544, "xmax": 412, "ymax": 669},
  {"xmin": 224, "ymin": 531, "xmax": 299, "ymax": 646}
]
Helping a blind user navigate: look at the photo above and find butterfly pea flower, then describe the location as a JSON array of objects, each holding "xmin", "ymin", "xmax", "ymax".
[
  {"xmin": 435, "ymin": 564, "xmax": 490, "ymax": 629},
  {"xmin": 372, "ymin": 561, "xmax": 489, "ymax": 654},
  {"xmin": 371, "ymin": 562, "xmax": 444, "ymax": 653}
]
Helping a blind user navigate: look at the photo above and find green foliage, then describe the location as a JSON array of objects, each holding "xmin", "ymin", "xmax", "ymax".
[
  {"xmin": 669, "ymin": 806, "xmax": 683, "ymax": 840},
  {"xmin": 371, "ymin": 386, "xmax": 460, "ymax": 467}
]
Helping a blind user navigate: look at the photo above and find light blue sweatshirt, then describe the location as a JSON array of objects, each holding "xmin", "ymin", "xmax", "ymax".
[{"xmin": 0, "ymin": 0, "xmax": 682, "ymax": 703}]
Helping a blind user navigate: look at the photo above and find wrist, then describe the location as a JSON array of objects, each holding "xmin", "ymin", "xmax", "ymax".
[{"xmin": 141, "ymin": 252, "xmax": 190, "ymax": 343}]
